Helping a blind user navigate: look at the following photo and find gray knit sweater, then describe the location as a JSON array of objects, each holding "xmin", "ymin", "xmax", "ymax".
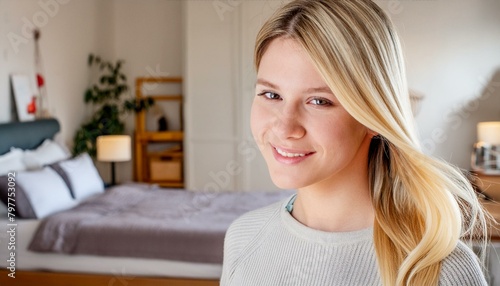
[{"xmin": 220, "ymin": 196, "xmax": 487, "ymax": 285}]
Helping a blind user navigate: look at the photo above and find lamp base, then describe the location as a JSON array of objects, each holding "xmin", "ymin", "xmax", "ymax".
[{"xmin": 110, "ymin": 161, "xmax": 116, "ymax": 186}]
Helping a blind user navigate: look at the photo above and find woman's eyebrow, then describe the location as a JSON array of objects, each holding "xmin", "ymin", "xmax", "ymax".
[
  {"xmin": 256, "ymin": 78, "xmax": 333, "ymax": 95},
  {"xmin": 304, "ymin": 86, "xmax": 333, "ymax": 94},
  {"xmin": 256, "ymin": 78, "xmax": 279, "ymax": 89}
]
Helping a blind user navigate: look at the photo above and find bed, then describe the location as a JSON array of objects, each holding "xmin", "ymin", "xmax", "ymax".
[{"xmin": 0, "ymin": 118, "xmax": 293, "ymax": 286}]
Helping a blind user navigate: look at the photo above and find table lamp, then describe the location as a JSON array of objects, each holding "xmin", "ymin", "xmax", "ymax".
[
  {"xmin": 477, "ymin": 122, "xmax": 500, "ymax": 145},
  {"xmin": 471, "ymin": 122, "xmax": 500, "ymax": 175},
  {"xmin": 96, "ymin": 135, "xmax": 131, "ymax": 186}
]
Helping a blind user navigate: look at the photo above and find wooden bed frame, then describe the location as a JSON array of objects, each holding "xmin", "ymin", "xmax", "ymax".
[
  {"xmin": 0, "ymin": 119, "xmax": 221, "ymax": 285},
  {"xmin": 0, "ymin": 270, "xmax": 219, "ymax": 286}
]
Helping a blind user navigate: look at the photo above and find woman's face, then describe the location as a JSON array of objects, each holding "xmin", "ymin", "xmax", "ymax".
[{"xmin": 251, "ymin": 37, "xmax": 372, "ymax": 190}]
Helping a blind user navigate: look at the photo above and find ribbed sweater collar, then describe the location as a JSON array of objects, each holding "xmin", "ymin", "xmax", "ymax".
[{"xmin": 280, "ymin": 194, "xmax": 373, "ymax": 245}]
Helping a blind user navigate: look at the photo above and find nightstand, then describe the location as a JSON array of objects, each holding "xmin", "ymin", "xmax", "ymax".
[
  {"xmin": 474, "ymin": 173, "xmax": 500, "ymax": 202},
  {"xmin": 470, "ymin": 173, "xmax": 500, "ymax": 241},
  {"xmin": 482, "ymin": 201, "xmax": 500, "ymax": 241}
]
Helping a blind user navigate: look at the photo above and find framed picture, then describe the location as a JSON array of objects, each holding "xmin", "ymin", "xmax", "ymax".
[{"xmin": 11, "ymin": 74, "xmax": 36, "ymax": 121}]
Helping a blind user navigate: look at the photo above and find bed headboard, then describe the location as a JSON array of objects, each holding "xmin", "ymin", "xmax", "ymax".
[{"xmin": 0, "ymin": 118, "xmax": 60, "ymax": 155}]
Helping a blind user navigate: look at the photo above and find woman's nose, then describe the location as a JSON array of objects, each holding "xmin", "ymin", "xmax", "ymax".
[{"xmin": 270, "ymin": 106, "xmax": 306, "ymax": 140}]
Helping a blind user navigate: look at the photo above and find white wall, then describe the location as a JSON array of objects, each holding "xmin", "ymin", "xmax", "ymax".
[
  {"xmin": 376, "ymin": 0, "xmax": 500, "ymax": 169},
  {"xmin": 185, "ymin": 0, "xmax": 500, "ymax": 191},
  {"xmin": 0, "ymin": 0, "xmax": 113, "ymax": 143},
  {"xmin": 184, "ymin": 0, "xmax": 241, "ymax": 192},
  {"xmin": 109, "ymin": 0, "xmax": 183, "ymax": 183}
]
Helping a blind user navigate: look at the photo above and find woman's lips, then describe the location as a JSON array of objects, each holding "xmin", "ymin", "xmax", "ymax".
[{"xmin": 271, "ymin": 145, "xmax": 315, "ymax": 164}]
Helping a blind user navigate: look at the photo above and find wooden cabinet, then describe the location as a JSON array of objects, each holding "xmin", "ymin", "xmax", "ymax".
[
  {"xmin": 134, "ymin": 77, "xmax": 184, "ymax": 188},
  {"xmin": 472, "ymin": 172, "xmax": 500, "ymax": 202},
  {"xmin": 470, "ymin": 172, "xmax": 500, "ymax": 240}
]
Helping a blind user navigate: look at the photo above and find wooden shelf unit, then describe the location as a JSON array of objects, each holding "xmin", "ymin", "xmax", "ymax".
[
  {"xmin": 136, "ymin": 131, "xmax": 184, "ymax": 141},
  {"xmin": 134, "ymin": 77, "xmax": 184, "ymax": 188}
]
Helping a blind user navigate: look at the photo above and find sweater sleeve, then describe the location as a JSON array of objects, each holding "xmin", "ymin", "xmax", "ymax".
[
  {"xmin": 220, "ymin": 215, "xmax": 248, "ymax": 285},
  {"xmin": 439, "ymin": 241, "xmax": 488, "ymax": 286}
]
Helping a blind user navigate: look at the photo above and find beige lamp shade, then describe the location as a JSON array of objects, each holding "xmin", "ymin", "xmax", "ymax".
[
  {"xmin": 478, "ymin": 122, "xmax": 500, "ymax": 144},
  {"xmin": 96, "ymin": 135, "xmax": 131, "ymax": 162}
]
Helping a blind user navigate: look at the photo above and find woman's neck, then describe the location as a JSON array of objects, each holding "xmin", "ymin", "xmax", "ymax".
[{"xmin": 291, "ymin": 174, "xmax": 374, "ymax": 233}]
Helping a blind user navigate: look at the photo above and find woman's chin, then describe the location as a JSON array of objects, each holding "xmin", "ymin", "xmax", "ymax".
[{"xmin": 270, "ymin": 175, "xmax": 308, "ymax": 190}]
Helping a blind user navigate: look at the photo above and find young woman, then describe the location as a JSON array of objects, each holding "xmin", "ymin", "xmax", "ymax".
[{"xmin": 221, "ymin": 1, "xmax": 489, "ymax": 285}]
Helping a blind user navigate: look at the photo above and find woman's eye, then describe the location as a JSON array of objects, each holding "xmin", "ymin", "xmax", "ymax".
[
  {"xmin": 258, "ymin": 91, "xmax": 281, "ymax": 100},
  {"xmin": 309, "ymin": 98, "xmax": 333, "ymax": 106}
]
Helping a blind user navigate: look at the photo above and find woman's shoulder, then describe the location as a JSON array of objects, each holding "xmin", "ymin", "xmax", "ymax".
[
  {"xmin": 220, "ymin": 196, "xmax": 290, "ymax": 284},
  {"xmin": 439, "ymin": 241, "xmax": 488, "ymax": 285},
  {"xmin": 226, "ymin": 198, "xmax": 284, "ymax": 239},
  {"xmin": 223, "ymin": 198, "xmax": 286, "ymax": 258}
]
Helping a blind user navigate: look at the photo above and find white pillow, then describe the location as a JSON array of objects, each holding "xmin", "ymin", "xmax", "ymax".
[
  {"xmin": 0, "ymin": 202, "xmax": 7, "ymax": 217},
  {"xmin": 0, "ymin": 148, "xmax": 27, "ymax": 175},
  {"xmin": 59, "ymin": 153, "xmax": 104, "ymax": 200},
  {"xmin": 23, "ymin": 139, "xmax": 70, "ymax": 170},
  {"xmin": 17, "ymin": 167, "xmax": 77, "ymax": 218}
]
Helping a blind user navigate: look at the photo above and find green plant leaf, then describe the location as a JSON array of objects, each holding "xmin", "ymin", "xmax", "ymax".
[
  {"xmin": 84, "ymin": 89, "xmax": 93, "ymax": 103},
  {"xmin": 74, "ymin": 53, "xmax": 142, "ymax": 157},
  {"xmin": 88, "ymin": 54, "xmax": 94, "ymax": 66}
]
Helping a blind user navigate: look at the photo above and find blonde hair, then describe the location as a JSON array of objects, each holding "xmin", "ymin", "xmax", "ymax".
[{"xmin": 254, "ymin": 0, "xmax": 489, "ymax": 285}]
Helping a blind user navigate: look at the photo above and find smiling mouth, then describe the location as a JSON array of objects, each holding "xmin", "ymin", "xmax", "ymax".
[{"xmin": 274, "ymin": 146, "xmax": 314, "ymax": 158}]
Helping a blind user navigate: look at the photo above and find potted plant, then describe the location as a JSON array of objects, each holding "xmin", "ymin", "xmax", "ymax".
[{"xmin": 72, "ymin": 54, "xmax": 154, "ymax": 157}]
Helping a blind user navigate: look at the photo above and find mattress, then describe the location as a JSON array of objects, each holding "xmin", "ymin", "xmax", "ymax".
[
  {"xmin": 27, "ymin": 185, "xmax": 292, "ymax": 264},
  {"xmin": 0, "ymin": 218, "xmax": 222, "ymax": 279}
]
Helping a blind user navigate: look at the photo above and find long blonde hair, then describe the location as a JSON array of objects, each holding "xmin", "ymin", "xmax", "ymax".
[{"xmin": 254, "ymin": 1, "xmax": 489, "ymax": 285}]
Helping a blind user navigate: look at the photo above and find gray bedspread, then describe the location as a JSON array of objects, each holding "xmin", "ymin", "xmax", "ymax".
[{"xmin": 28, "ymin": 184, "xmax": 293, "ymax": 263}]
